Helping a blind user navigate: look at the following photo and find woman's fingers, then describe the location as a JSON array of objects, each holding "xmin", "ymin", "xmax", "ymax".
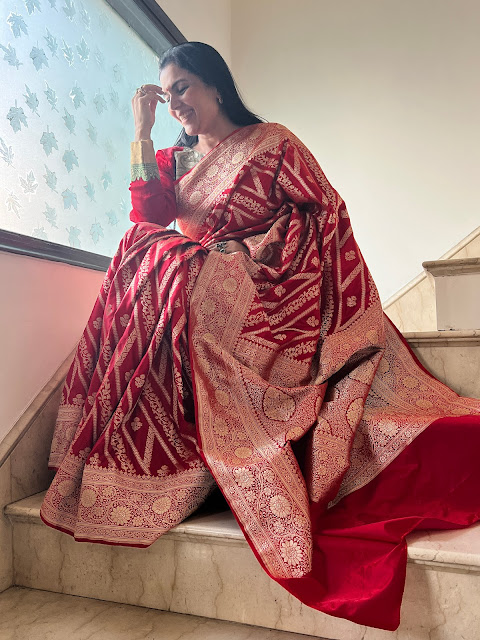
[
  {"xmin": 132, "ymin": 88, "xmax": 163, "ymax": 139},
  {"xmin": 134, "ymin": 84, "xmax": 166, "ymax": 103}
]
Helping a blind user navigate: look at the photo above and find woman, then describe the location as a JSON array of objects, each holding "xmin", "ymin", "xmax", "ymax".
[{"xmin": 41, "ymin": 42, "xmax": 480, "ymax": 631}]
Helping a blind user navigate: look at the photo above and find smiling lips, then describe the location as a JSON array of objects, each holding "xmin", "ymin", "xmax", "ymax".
[{"xmin": 178, "ymin": 109, "xmax": 194, "ymax": 123}]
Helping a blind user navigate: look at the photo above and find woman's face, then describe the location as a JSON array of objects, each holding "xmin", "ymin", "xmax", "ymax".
[{"xmin": 160, "ymin": 63, "xmax": 222, "ymax": 137}]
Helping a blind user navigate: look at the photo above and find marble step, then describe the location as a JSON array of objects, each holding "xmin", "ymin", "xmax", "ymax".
[
  {"xmin": 404, "ymin": 329, "xmax": 480, "ymax": 398},
  {"xmin": 0, "ymin": 587, "xmax": 317, "ymax": 640},
  {"xmin": 422, "ymin": 258, "xmax": 480, "ymax": 331},
  {"xmin": 5, "ymin": 492, "xmax": 480, "ymax": 640}
]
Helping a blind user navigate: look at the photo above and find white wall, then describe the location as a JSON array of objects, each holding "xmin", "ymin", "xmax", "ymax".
[
  {"xmin": 0, "ymin": 251, "xmax": 105, "ymax": 442},
  {"xmin": 230, "ymin": 0, "xmax": 480, "ymax": 301},
  {"xmin": 157, "ymin": 0, "xmax": 232, "ymax": 66}
]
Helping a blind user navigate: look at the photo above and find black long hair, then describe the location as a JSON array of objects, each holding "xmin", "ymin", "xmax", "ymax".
[{"xmin": 159, "ymin": 42, "xmax": 265, "ymax": 148}]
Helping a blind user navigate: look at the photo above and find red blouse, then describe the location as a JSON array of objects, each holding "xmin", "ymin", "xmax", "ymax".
[{"xmin": 129, "ymin": 146, "xmax": 183, "ymax": 227}]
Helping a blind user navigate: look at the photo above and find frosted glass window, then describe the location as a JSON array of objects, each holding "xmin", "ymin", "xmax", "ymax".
[{"xmin": 0, "ymin": 0, "xmax": 181, "ymax": 256}]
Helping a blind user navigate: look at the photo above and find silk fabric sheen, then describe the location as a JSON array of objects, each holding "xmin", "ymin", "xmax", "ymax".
[{"xmin": 41, "ymin": 123, "xmax": 480, "ymax": 630}]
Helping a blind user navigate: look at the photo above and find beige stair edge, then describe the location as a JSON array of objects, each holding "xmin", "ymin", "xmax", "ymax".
[
  {"xmin": 423, "ymin": 257, "xmax": 480, "ymax": 276},
  {"xmin": 7, "ymin": 492, "xmax": 480, "ymax": 574},
  {"xmin": 404, "ymin": 329, "xmax": 480, "ymax": 347}
]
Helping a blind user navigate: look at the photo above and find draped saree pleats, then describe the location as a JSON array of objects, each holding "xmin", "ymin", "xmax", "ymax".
[{"xmin": 41, "ymin": 123, "xmax": 480, "ymax": 629}]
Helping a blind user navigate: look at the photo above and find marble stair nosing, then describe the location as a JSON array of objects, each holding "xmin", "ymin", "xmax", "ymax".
[
  {"xmin": 6, "ymin": 492, "xmax": 480, "ymax": 573},
  {"xmin": 422, "ymin": 257, "xmax": 480, "ymax": 277}
]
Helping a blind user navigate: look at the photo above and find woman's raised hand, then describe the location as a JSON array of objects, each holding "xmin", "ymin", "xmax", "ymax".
[{"xmin": 132, "ymin": 84, "xmax": 166, "ymax": 141}]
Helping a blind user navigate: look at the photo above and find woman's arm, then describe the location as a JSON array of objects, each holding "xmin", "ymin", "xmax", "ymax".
[
  {"xmin": 129, "ymin": 141, "xmax": 177, "ymax": 227},
  {"xmin": 129, "ymin": 84, "xmax": 177, "ymax": 227}
]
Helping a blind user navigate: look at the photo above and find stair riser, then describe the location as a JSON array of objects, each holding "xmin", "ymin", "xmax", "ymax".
[
  {"xmin": 11, "ymin": 519, "xmax": 480, "ymax": 640},
  {"xmin": 410, "ymin": 343, "xmax": 480, "ymax": 399},
  {"xmin": 435, "ymin": 274, "xmax": 480, "ymax": 331}
]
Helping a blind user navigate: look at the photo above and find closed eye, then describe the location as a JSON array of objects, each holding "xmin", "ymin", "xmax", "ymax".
[{"xmin": 162, "ymin": 82, "xmax": 188, "ymax": 102}]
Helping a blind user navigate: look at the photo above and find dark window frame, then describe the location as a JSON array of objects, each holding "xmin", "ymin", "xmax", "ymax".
[{"xmin": 0, "ymin": 0, "xmax": 185, "ymax": 272}]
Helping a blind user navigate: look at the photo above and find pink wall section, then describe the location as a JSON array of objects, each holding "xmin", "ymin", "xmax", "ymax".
[{"xmin": 0, "ymin": 251, "xmax": 105, "ymax": 442}]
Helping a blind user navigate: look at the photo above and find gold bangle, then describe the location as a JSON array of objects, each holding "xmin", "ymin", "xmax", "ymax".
[{"xmin": 130, "ymin": 139, "xmax": 154, "ymax": 165}]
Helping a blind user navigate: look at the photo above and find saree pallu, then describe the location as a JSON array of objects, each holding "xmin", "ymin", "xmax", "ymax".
[{"xmin": 41, "ymin": 123, "xmax": 480, "ymax": 630}]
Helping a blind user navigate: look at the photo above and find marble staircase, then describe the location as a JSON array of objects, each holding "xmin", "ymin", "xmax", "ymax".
[
  {"xmin": 2, "ymin": 248, "xmax": 480, "ymax": 639},
  {"xmin": 5, "ymin": 491, "xmax": 480, "ymax": 640}
]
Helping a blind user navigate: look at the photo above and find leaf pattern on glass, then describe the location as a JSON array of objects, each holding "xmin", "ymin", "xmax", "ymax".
[
  {"xmin": 44, "ymin": 29, "xmax": 58, "ymax": 56},
  {"xmin": 40, "ymin": 127, "xmax": 58, "ymax": 155},
  {"xmin": 32, "ymin": 226, "xmax": 48, "ymax": 240},
  {"xmin": 0, "ymin": 137, "xmax": 14, "ymax": 166},
  {"xmin": 62, "ymin": 188, "xmax": 78, "ymax": 210},
  {"xmin": 101, "ymin": 169, "xmax": 112, "ymax": 190},
  {"xmin": 6, "ymin": 192, "xmax": 21, "ymax": 217},
  {"xmin": 112, "ymin": 64, "xmax": 122, "ymax": 83},
  {"xmin": 0, "ymin": 44, "xmax": 22, "ymax": 69},
  {"xmin": 62, "ymin": 39, "xmax": 74, "ymax": 65},
  {"xmin": 62, "ymin": 148, "xmax": 79, "ymax": 172},
  {"xmin": 109, "ymin": 87, "xmax": 119, "ymax": 109},
  {"xmin": 93, "ymin": 92, "xmax": 107, "ymax": 114},
  {"xmin": 70, "ymin": 84, "xmax": 86, "ymax": 109},
  {"xmin": 43, "ymin": 203, "xmax": 58, "ymax": 227},
  {"xmin": 79, "ymin": 5, "xmax": 90, "ymax": 29},
  {"xmin": 25, "ymin": 0, "xmax": 41, "ymax": 15},
  {"xmin": 7, "ymin": 12, "xmax": 29, "ymax": 37},
  {"xmin": 90, "ymin": 221, "xmax": 104, "ymax": 244},
  {"xmin": 84, "ymin": 177, "xmax": 95, "ymax": 201},
  {"xmin": 44, "ymin": 82, "xmax": 58, "ymax": 111},
  {"xmin": 1, "ymin": 0, "xmax": 173, "ymax": 256},
  {"xmin": 7, "ymin": 101, "xmax": 28, "ymax": 133},
  {"xmin": 24, "ymin": 85, "xmax": 40, "ymax": 116},
  {"xmin": 63, "ymin": 108, "xmax": 76, "ymax": 133},
  {"xmin": 19, "ymin": 170, "xmax": 39, "ymax": 194},
  {"xmin": 93, "ymin": 46, "xmax": 104, "ymax": 69},
  {"xmin": 104, "ymin": 138, "xmax": 116, "ymax": 160},
  {"xmin": 67, "ymin": 225, "xmax": 81, "ymax": 247},
  {"xmin": 118, "ymin": 198, "xmax": 127, "ymax": 216},
  {"xmin": 30, "ymin": 46, "xmax": 49, "ymax": 71},
  {"xmin": 76, "ymin": 37, "xmax": 89, "ymax": 62},
  {"xmin": 106, "ymin": 210, "xmax": 118, "ymax": 226},
  {"xmin": 86, "ymin": 120, "xmax": 98, "ymax": 143},
  {"xmin": 62, "ymin": 0, "xmax": 75, "ymax": 20},
  {"xmin": 43, "ymin": 165, "xmax": 58, "ymax": 191}
]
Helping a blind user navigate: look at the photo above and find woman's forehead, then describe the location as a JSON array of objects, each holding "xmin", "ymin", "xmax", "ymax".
[{"xmin": 160, "ymin": 64, "xmax": 194, "ymax": 90}]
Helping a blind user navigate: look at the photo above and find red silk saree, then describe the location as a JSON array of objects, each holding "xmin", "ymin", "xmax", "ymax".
[{"xmin": 41, "ymin": 123, "xmax": 480, "ymax": 630}]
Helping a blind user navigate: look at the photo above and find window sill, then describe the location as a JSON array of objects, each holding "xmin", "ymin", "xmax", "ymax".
[{"xmin": 0, "ymin": 229, "xmax": 111, "ymax": 272}]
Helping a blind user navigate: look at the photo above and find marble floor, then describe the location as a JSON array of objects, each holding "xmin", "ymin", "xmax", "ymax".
[{"xmin": 0, "ymin": 588, "xmax": 324, "ymax": 640}]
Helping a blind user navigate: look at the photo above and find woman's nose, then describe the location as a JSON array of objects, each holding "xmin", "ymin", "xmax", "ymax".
[{"xmin": 170, "ymin": 94, "xmax": 181, "ymax": 111}]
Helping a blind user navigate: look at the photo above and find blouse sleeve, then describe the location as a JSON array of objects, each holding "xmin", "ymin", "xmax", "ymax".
[{"xmin": 129, "ymin": 143, "xmax": 180, "ymax": 227}]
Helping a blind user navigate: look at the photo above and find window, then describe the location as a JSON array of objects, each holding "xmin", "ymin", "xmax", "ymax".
[{"xmin": 0, "ymin": 0, "xmax": 184, "ymax": 269}]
